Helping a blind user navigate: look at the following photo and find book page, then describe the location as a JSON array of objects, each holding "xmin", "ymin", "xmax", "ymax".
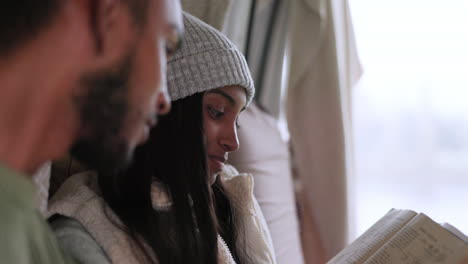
[
  {"xmin": 328, "ymin": 209, "xmax": 418, "ymax": 264},
  {"xmin": 363, "ymin": 213, "xmax": 468, "ymax": 264},
  {"xmin": 442, "ymin": 223, "xmax": 468, "ymax": 244}
]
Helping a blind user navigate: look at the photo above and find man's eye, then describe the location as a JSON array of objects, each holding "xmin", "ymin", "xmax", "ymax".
[
  {"xmin": 166, "ymin": 44, "xmax": 176, "ymax": 58},
  {"xmin": 165, "ymin": 27, "xmax": 182, "ymax": 58},
  {"xmin": 208, "ymin": 106, "xmax": 224, "ymax": 119}
]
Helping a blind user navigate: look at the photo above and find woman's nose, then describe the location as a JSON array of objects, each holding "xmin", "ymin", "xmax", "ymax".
[{"xmin": 220, "ymin": 125, "xmax": 239, "ymax": 152}]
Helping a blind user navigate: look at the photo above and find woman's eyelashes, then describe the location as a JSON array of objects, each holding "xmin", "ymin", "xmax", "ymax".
[
  {"xmin": 207, "ymin": 105, "xmax": 241, "ymax": 129},
  {"xmin": 208, "ymin": 106, "xmax": 225, "ymax": 120}
]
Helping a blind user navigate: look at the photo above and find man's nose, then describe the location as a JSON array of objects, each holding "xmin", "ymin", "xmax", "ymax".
[{"xmin": 156, "ymin": 90, "xmax": 171, "ymax": 115}]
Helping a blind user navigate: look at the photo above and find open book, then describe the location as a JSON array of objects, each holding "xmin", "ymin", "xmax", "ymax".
[{"xmin": 328, "ymin": 209, "xmax": 468, "ymax": 264}]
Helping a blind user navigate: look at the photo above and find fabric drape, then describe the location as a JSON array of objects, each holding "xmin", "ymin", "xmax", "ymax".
[
  {"xmin": 286, "ymin": 0, "xmax": 361, "ymax": 260},
  {"xmin": 181, "ymin": 0, "xmax": 231, "ymax": 31}
]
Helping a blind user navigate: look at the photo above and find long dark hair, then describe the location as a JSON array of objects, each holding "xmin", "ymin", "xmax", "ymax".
[{"xmin": 99, "ymin": 92, "xmax": 250, "ymax": 263}]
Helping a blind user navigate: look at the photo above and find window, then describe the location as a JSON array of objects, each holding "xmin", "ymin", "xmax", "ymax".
[{"xmin": 350, "ymin": 0, "xmax": 468, "ymax": 238}]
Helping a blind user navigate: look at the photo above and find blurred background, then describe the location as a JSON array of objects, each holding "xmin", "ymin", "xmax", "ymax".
[{"xmin": 350, "ymin": 0, "xmax": 468, "ymax": 237}]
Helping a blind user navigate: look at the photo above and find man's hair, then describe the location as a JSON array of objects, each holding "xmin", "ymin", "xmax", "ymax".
[{"xmin": 0, "ymin": 0, "xmax": 149, "ymax": 56}]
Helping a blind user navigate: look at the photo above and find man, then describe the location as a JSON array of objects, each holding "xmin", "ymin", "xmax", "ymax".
[{"xmin": 0, "ymin": 0, "xmax": 183, "ymax": 263}]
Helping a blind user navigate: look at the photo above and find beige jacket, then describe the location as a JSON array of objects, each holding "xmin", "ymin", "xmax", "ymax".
[{"xmin": 48, "ymin": 165, "xmax": 276, "ymax": 264}]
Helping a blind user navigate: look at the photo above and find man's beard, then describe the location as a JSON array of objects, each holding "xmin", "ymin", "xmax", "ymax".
[{"xmin": 71, "ymin": 54, "xmax": 134, "ymax": 175}]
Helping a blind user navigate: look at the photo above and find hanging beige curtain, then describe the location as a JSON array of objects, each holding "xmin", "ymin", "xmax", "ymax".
[
  {"xmin": 286, "ymin": 0, "xmax": 361, "ymax": 260},
  {"xmin": 180, "ymin": 0, "xmax": 232, "ymax": 31}
]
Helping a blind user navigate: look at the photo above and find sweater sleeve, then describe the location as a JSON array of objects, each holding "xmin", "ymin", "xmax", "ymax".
[
  {"xmin": 221, "ymin": 167, "xmax": 277, "ymax": 264},
  {"xmin": 246, "ymin": 192, "xmax": 278, "ymax": 264},
  {"xmin": 50, "ymin": 216, "xmax": 111, "ymax": 264}
]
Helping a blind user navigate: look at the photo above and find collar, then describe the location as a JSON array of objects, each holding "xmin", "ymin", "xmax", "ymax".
[{"xmin": 0, "ymin": 162, "xmax": 35, "ymax": 210}]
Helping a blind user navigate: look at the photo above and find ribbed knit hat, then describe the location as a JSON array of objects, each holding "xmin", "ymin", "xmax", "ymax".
[{"xmin": 167, "ymin": 12, "xmax": 255, "ymax": 105}]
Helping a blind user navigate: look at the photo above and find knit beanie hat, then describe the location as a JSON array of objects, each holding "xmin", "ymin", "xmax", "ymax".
[{"xmin": 167, "ymin": 12, "xmax": 255, "ymax": 105}]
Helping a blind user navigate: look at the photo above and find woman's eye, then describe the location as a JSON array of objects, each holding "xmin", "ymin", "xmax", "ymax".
[{"xmin": 208, "ymin": 106, "xmax": 224, "ymax": 119}]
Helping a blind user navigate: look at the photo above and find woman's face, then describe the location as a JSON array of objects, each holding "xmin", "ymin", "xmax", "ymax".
[{"xmin": 203, "ymin": 85, "xmax": 247, "ymax": 183}]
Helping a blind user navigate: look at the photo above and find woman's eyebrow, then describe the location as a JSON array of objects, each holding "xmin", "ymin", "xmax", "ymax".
[{"xmin": 207, "ymin": 90, "xmax": 236, "ymax": 106}]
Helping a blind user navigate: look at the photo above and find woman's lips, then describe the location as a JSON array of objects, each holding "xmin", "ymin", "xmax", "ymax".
[{"xmin": 208, "ymin": 155, "xmax": 226, "ymax": 172}]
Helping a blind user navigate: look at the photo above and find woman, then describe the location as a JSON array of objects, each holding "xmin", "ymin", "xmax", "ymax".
[{"xmin": 48, "ymin": 13, "xmax": 275, "ymax": 264}]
